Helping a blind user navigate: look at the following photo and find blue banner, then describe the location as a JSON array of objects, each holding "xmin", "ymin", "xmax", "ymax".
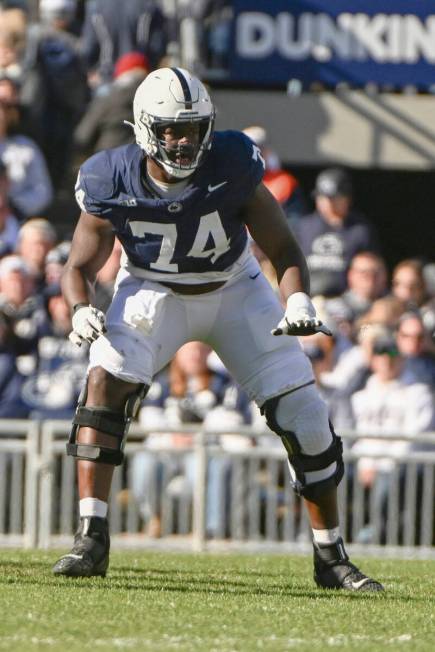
[{"xmin": 230, "ymin": 0, "xmax": 435, "ymax": 89}]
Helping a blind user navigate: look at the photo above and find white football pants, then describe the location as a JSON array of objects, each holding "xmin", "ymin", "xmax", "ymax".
[{"xmin": 89, "ymin": 265, "xmax": 314, "ymax": 407}]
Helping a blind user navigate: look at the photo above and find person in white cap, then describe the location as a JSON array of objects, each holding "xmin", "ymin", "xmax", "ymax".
[
  {"xmin": 39, "ymin": 0, "xmax": 77, "ymax": 26},
  {"xmin": 0, "ymin": 253, "xmax": 49, "ymax": 352}
]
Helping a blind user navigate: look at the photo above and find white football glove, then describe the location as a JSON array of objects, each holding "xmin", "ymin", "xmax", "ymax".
[
  {"xmin": 69, "ymin": 304, "xmax": 107, "ymax": 346},
  {"xmin": 271, "ymin": 292, "xmax": 332, "ymax": 337}
]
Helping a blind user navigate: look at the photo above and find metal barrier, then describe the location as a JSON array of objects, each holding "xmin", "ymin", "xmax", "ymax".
[
  {"xmin": 38, "ymin": 422, "xmax": 209, "ymax": 550},
  {"xmin": 1, "ymin": 419, "xmax": 434, "ymax": 555},
  {"xmin": 340, "ymin": 439, "xmax": 435, "ymax": 549},
  {"xmin": 0, "ymin": 420, "xmax": 39, "ymax": 548}
]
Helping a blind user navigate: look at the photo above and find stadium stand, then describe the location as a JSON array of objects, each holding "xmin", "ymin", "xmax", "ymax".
[{"xmin": 0, "ymin": 1, "xmax": 433, "ymax": 559}]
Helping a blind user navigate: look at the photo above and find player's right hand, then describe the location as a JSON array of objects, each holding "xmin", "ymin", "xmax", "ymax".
[{"xmin": 69, "ymin": 304, "xmax": 106, "ymax": 346}]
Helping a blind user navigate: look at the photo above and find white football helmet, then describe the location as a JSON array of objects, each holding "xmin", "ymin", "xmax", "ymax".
[{"xmin": 127, "ymin": 67, "xmax": 215, "ymax": 179}]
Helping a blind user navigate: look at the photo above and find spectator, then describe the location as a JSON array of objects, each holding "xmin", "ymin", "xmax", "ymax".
[
  {"xmin": 80, "ymin": 0, "xmax": 167, "ymax": 89},
  {"xmin": 294, "ymin": 167, "xmax": 380, "ymax": 297},
  {"xmin": 160, "ymin": 0, "xmax": 205, "ymax": 73},
  {"xmin": 0, "ymin": 250, "xmax": 29, "ymax": 419},
  {"xmin": 337, "ymin": 251, "xmax": 388, "ymax": 322},
  {"xmin": 0, "ymin": 1, "xmax": 27, "ymax": 30},
  {"xmin": 0, "ymin": 25, "xmax": 26, "ymax": 83},
  {"xmin": 0, "ymin": 253, "xmax": 31, "ymax": 306},
  {"xmin": 74, "ymin": 51, "xmax": 149, "ymax": 158},
  {"xmin": 302, "ymin": 329, "xmax": 354, "ymax": 431},
  {"xmin": 0, "ymin": 254, "xmax": 50, "ymax": 366},
  {"xmin": 303, "ymin": 293, "xmax": 402, "ymax": 402},
  {"xmin": 0, "ymin": 73, "xmax": 36, "ymax": 141},
  {"xmin": 20, "ymin": 284, "xmax": 88, "ymax": 419},
  {"xmin": 320, "ymin": 295, "xmax": 405, "ymax": 399},
  {"xmin": 0, "ymin": 1, "xmax": 27, "ymax": 56},
  {"xmin": 356, "ymin": 295, "xmax": 404, "ymax": 333},
  {"xmin": 350, "ymin": 331, "xmax": 435, "ymax": 543},
  {"xmin": 16, "ymin": 217, "xmax": 57, "ymax": 290},
  {"xmin": 391, "ymin": 259, "xmax": 428, "ymax": 311},
  {"xmin": 158, "ymin": 0, "xmax": 233, "ymax": 74},
  {"xmin": 396, "ymin": 311, "xmax": 435, "ymax": 387},
  {"xmin": 243, "ymin": 125, "xmax": 307, "ymax": 228},
  {"xmin": 20, "ymin": 0, "xmax": 88, "ymax": 189},
  {"xmin": 0, "ymin": 76, "xmax": 53, "ymax": 218},
  {"xmin": 0, "ymin": 278, "xmax": 29, "ymax": 417},
  {"xmin": 0, "ymin": 160, "xmax": 19, "ymax": 256},
  {"xmin": 202, "ymin": 0, "xmax": 233, "ymax": 72},
  {"xmin": 421, "ymin": 263, "xmax": 435, "ymax": 336},
  {"xmin": 423, "ymin": 262, "xmax": 435, "ymax": 298},
  {"xmin": 321, "ymin": 320, "xmax": 396, "ymax": 399},
  {"xmin": 44, "ymin": 239, "xmax": 71, "ymax": 286}
]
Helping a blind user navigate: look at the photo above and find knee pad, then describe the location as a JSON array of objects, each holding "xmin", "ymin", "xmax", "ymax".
[
  {"xmin": 261, "ymin": 385, "xmax": 344, "ymax": 500},
  {"xmin": 67, "ymin": 380, "xmax": 148, "ymax": 466}
]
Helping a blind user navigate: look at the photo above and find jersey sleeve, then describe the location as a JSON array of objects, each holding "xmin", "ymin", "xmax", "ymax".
[
  {"xmin": 74, "ymin": 150, "xmax": 116, "ymax": 217},
  {"xmin": 226, "ymin": 131, "xmax": 265, "ymax": 197}
]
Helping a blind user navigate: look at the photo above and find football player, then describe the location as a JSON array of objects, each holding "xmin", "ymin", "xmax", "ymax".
[{"xmin": 53, "ymin": 68, "xmax": 383, "ymax": 591}]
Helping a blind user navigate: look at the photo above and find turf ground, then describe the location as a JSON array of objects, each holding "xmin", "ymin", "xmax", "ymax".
[{"xmin": 0, "ymin": 550, "xmax": 434, "ymax": 652}]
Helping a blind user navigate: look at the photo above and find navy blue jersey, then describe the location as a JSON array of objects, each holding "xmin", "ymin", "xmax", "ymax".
[{"xmin": 75, "ymin": 131, "xmax": 264, "ymax": 277}]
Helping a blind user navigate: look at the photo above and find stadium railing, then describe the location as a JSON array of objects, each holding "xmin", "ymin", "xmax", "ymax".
[
  {"xmin": 0, "ymin": 420, "xmax": 39, "ymax": 548},
  {"xmin": 0, "ymin": 420, "xmax": 434, "ymax": 556}
]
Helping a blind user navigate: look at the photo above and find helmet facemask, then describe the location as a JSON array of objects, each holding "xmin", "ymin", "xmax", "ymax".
[{"xmin": 153, "ymin": 116, "xmax": 214, "ymax": 178}]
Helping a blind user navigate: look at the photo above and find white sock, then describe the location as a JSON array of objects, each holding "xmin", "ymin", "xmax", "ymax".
[
  {"xmin": 312, "ymin": 527, "xmax": 340, "ymax": 545},
  {"xmin": 79, "ymin": 498, "xmax": 108, "ymax": 519}
]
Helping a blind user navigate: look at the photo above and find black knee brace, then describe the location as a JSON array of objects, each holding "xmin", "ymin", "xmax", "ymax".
[
  {"xmin": 66, "ymin": 382, "xmax": 148, "ymax": 465},
  {"xmin": 261, "ymin": 390, "xmax": 344, "ymax": 500}
]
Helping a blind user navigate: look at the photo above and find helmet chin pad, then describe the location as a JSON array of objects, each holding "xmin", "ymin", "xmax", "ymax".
[{"xmin": 160, "ymin": 162, "xmax": 195, "ymax": 179}]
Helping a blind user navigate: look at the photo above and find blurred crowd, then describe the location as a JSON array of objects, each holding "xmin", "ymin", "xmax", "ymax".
[
  {"xmin": 0, "ymin": 1, "xmax": 434, "ymax": 544},
  {"xmin": 0, "ymin": 0, "xmax": 232, "ymax": 202}
]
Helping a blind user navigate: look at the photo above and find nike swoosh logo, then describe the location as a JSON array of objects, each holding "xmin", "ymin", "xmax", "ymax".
[
  {"xmin": 351, "ymin": 578, "xmax": 371, "ymax": 590},
  {"xmin": 208, "ymin": 181, "xmax": 228, "ymax": 192},
  {"xmin": 64, "ymin": 554, "xmax": 84, "ymax": 560},
  {"xmin": 249, "ymin": 272, "xmax": 260, "ymax": 279}
]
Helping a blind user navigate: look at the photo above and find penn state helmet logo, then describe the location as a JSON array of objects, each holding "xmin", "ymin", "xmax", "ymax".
[{"xmin": 168, "ymin": 201, "xmax": 183, "ymax": 213}]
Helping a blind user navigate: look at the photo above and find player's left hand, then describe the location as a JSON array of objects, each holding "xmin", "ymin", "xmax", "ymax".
[
  {"xmin": 271, "ymin": 292, "xmax": 332, "ymax": 337},
  {"xmin": 69, "ymin": 304, "xmax": 107, "ymax": 346}
]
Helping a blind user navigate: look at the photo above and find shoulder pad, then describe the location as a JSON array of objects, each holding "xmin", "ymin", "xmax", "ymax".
[
  {"xmin": 75, "ymin": 151, "xmax": 117, "ymax": 215},
  {"xmin": 80, "ymin": 151, "xmax": 116, "ymax": 200},
  {"xmin": 213, "ymin": 130, "xmax": 265, "ymax": 191}
]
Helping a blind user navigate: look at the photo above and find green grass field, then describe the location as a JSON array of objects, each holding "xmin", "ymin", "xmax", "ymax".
[{"xmin": 0, "ymin": 550, "xmax": 434, "ymax": 652}]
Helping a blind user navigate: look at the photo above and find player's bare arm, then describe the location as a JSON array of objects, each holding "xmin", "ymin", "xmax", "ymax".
[
  {"xmin": 62, "ymin": 211, "xmax": 115, "ymax": 346},
  {"xmin": 242, "ymin": 182, "xmax": 310, "ymax": 298},
  {"xmin": 243, "ymin": 183, "xmax": 330, "ymax": 336},
  {"xmin": 62, "ymin": 211, "xmax": 115, "ymax": 309}
]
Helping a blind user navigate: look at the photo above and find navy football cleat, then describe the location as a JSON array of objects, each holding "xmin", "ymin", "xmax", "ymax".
[
  {"xmin": 52, "ymin": 516, "xmax": 110, "ymax": 577},
  {"xmin": 313, "ymin": 537, "xmax": 384, "ymax": 592}
]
